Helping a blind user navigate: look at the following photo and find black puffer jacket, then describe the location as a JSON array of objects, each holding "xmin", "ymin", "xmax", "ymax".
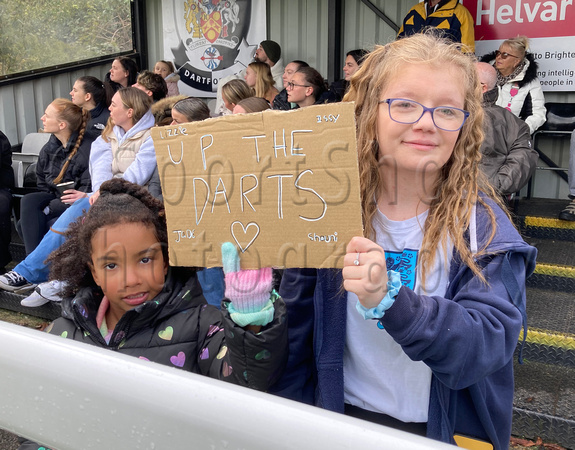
[
  {"xmin": 36, "ymin": 130, "xmax": 98, "ymax": 194},
  {"xmin": 46, "ymin": 268, "xmax": 288, "ymax": 389},
  {"xmin": 19, "ymin": 269, "xmax": 288, "ymax": 450},
  {"xmin": 34, "ymin": 129, "xmax": 97, "ymax": 216}
]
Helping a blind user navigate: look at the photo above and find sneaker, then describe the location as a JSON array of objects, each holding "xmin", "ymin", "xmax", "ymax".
[
  {"xmin": 0, "ymin": 270, "xmax": 36, "ymax": 293},
  {"xmin": 20, "ymin": 280, "xmax": 65, "ymax": 307},
  {"xmin": 558, "ymin": 199, "xmax": 575, "ymax": 221}
]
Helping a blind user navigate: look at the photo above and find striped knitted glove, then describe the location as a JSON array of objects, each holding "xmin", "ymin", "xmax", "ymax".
[{"xmin": 222, "ymin": 242, "xmax": 274, "ymax": 327}]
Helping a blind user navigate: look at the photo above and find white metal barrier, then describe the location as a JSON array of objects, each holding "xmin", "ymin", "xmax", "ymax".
[{"xmin": 0, "ymin": 321, "xmax": 453, "ymax": 450}]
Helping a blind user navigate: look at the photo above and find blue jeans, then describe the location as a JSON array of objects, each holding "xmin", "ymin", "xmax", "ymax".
[
  {"xmin": 197, "ymin": 267, "xmax": 225, "ymax": 309},
  {"xmin": 16, "ymin": 197, "xmax": 90, "ymax": 283}
]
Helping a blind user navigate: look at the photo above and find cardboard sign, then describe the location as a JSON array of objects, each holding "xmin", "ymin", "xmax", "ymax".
[{"xmin": 151, "ymin": 102, "xmax": 363, "ymax": 269}]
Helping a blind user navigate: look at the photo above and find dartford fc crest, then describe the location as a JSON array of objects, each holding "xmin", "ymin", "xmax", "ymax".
[{"xmin": 171, "ymin": 0, "xmax": 257, "ymax": 95}]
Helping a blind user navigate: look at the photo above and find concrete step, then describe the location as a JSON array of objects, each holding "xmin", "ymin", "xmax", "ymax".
[{"xmin": 513, "ymin": 198, "xmax": 575, "ymax": 242}]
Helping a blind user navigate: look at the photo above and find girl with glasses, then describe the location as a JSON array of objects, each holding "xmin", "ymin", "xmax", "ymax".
[
  {"xmin": 273, "ymin": 32, "xmax": 536, "ymax": 450},
  {"xmin": 286, "ymin": 66, "xmax": 327, "ymax": 108},
  {"xmin": 480, "ymin": 35, "xmax": 546, "ymax": 134}
]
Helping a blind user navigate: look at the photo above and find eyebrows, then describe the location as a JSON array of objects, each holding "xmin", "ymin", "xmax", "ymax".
[{"xmin": 95, "ymin": 246, "xmax": 161, "ymax": 264}]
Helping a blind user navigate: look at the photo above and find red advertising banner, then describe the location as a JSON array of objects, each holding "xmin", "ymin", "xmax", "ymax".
[
  {"xmin": 465, "ymin": 0, "xmax": 575, "ymax": 40},
  {"xmin": 464, "ymin": 0, "xmax": 575, "ymax": 91}
]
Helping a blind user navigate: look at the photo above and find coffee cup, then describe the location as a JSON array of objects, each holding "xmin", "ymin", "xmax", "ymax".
[{"xmin": 55, "ymin": 181, "xmax": 75, "ymax": 196}]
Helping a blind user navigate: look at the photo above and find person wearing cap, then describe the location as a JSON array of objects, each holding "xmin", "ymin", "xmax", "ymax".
[{"xmin": 215, "ymin": 40, "xmax": 284, "ymax": 115}]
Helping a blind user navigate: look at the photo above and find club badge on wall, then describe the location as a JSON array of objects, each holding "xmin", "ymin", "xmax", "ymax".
[{"xmin": 164, "ymin": 0, "xmax": 266, "ymax": 97}]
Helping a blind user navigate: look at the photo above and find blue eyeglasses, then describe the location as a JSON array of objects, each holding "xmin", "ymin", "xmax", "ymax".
[{"xmin": 379, "ymin": 98, "xmax": 470, "ymax": 132}]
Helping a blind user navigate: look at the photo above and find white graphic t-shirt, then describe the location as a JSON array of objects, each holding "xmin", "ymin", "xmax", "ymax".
[{"xmin": 343, "ymin": 208, "xmax": 453, "ymax": 423}]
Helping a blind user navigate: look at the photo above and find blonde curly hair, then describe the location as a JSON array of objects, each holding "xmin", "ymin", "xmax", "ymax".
[{"xmin": 344, "ymin": 32, "xmax": 503, "ymax": 284}]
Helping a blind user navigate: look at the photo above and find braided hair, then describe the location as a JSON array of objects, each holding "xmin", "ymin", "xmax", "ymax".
[
  {"xmin": 51, "ymin": 99, "xmax": 91, "ymax": 185},
  {"xmin": 48, "ymin": 178, "xmax": 168, "ymax": 297}
]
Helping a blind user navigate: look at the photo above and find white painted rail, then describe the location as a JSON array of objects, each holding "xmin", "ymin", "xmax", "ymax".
[{"xmin": 0, "ymin": 321, "xmax": 453, "ymax": 449}]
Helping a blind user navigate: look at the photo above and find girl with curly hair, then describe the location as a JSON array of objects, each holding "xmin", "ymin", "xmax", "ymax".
[
  {"xmin": 17, "ymin": 177, "xmax": 287, "ymax": 449},
  {"xmin": 273, "ymin": 32, "xmax": 536, "ymax": 450}
]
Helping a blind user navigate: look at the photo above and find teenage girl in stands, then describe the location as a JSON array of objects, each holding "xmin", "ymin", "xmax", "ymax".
[
  {"xmin": 17, "ymin": 99, "xmax": 96, "ymax": 256},
  {"xmin": 70, "ymin": 76, "xmax": 110, "ymax": 132},
  {"xmin": 244, "ymin": 62, "xmax": 278, "ymax": 105},
  {"xmin": 221, "ymin": 79, "xmax": 253, "ymax": 114}
]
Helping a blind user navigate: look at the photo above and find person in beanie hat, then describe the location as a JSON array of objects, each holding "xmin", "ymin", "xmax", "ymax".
[
  {"xmin": 215, "ymin": 40, "xmax": 284, "ymax": 115},
  {"xmin": 257, "ymin": 40, "xmax": 282, "ymax": 65}
]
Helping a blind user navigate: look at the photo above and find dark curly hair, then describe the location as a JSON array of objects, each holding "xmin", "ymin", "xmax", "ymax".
[{"xmin": 47, "ymin": 178, "xmax": 168, "ymax": 297}]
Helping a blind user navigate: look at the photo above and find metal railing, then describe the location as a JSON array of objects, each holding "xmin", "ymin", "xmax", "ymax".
[{"xmin": 0, "ymin": 321, "xmax": 452, "ymax": 450}]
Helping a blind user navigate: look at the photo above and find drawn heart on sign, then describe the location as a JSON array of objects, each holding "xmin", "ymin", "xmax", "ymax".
[{"xmin": 231, "ymin": 221, "xmax": 260, "ymax": 253}]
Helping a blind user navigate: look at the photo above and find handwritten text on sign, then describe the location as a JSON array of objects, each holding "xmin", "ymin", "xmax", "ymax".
[{"xmin": 151, "ymin": 103, "xmax": 363, "ymax": 269}]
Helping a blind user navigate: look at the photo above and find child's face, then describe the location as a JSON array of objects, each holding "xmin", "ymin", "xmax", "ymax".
[
  {"xmin": 90, "ymin": 222, "xmax": 167, "ymax": 318},
  {"xmin": 154, "ymin": 62, "xmax": 171, "ymax": 79},
  {"xmin": 376, "ymin": 63, "xmax": 463, "ymax": 177}
]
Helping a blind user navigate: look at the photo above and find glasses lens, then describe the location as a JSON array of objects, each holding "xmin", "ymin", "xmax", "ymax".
[
  {"xmin": 432, "ymin": 107, "xmax": 466, "ymax": 131},
  {"xmin": 388, "ymin": 99, "xmax": 466, "ymax": 132},
  {"xmin": 388, "ymin": 99, "xmax": 424, "ymax": 123}
]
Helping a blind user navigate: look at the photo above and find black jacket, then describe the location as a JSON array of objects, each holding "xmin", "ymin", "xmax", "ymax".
[
  {"xmin": 0, "ymin": 130, "xmax": 13, "ymax": 190},
  {"xmin": 47, "ymin": 268, "xmax": 287, "ymax": 389},
  {"xmin": 36, "ymin": 130, "xmax": 97, "ymax": 194},
  {"xmin": 88, "ymin": 103, "xmax": 110, "ymax": 133},
  {"xmin": 19, "ymin": 269, "xmax": 288, "ymax": 450}
]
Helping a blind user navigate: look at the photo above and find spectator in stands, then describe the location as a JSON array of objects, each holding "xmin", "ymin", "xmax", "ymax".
[
  {"xmin": 480, "ymin": 36, "xmax": 546, "ymax": 134},
  {"xmin": 154, "ymin": 60, "xmax": 180, "ymax": 96},
  {"xmin": 169, "ymin": 97, "xmax": 211, "ymax": 126},
  {"xmin": 0, "ymin": 130, "xmax": 13, "ymax": 273},
  {"xmin": 325, "ymin": 49, "xmax": 370, "ymax": 103},
  {"xmin": 17, "ymin": 178, "xmax": 287, "ymax": 450},
  {"xmin": 221, "ymin": 79, "xmax": 253, "ymax": 115},
  {"xmin": 0, "ymin": 88, "xmax": 157, "ymax": 306},
  {"xmin": 271, "ymin": 33, "xmax": 536, "ymax": 450},
  {"xmin": 244, "ymin": 62, "xmax": 279, "ymax": 105},
  {"xmin": 70, "ymin": 76, "xmax": 110, "ymax": 132},
  {"xmin": 215, "ymin": 40, "xmax": 284, "ymax": 115},
  {"xmin": 233, "ymin": 97, "xmax": 271, "ymax": 114},
  {"xmin": 17, "ymin": 99, "xmax": 97, "ymax": 256},
  {"xmin": 476, "ymin": 62, "xmax": 538, "ymax": 196},
  {"xmin": 151, "ymin": 94, "xmax": 187, "ymax": 126},
  {"xmin": 286, "ymin": 66, "xmax": 327, "ymax": 108},
  {"xmin": 558, "ymin": 132, "xmax": 575, "ymax": 221},
  {"xmin": 105, "ymin": 56, "xmax": 139, "ymax": 94},
  {"xmin": 133, "ymin": 70, "xmax": 168, "ymax": 103},
  {"xmin": 273, "ymin": 60, "xmax": 309, "ymax": 111},
  {"xmin": 397, "ymin": 0, "xmax": 475, "ymax": 53}
]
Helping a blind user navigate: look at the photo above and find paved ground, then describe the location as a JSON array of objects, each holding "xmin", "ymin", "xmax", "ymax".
[{"xmin": 0, "ymin": 429, "xmax": 19, "ymax": 449}]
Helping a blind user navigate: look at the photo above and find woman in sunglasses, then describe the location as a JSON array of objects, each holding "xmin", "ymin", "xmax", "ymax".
[
  {"xmin": 481, "ymin": 35, "xmax": 546, "ymax": 134},
  {"xmin": 272, "ymin": 32, "xmax": 536, "ymax": 449}
]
